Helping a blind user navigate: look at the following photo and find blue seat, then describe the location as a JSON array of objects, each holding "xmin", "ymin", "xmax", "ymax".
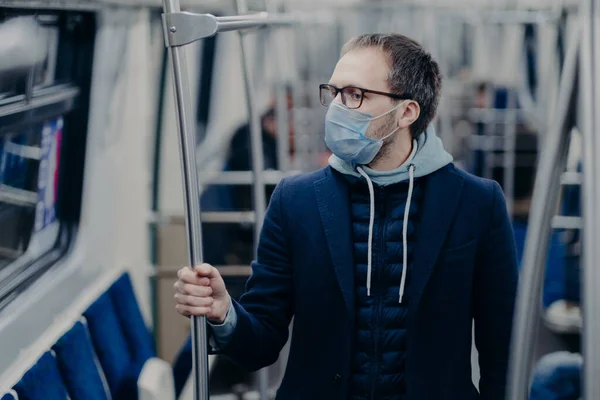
[
  {"xmin": 529, "ymin": 352, "xmax": 582, "ymax": 400},
  {"xmin": 1, "ymin": 390, "xmax": 17, "ymax": 400},
  {"xmin": 108, "ymin": 273, "xmax": 155, "ymax": 364},
  {"xmin": 173, "ymin": 336, "xmax": 193, "ymax": 397},
  {"xmin": 512, "ymin": 221, "xmax": 528, "ymax": 264},
  {"xmin": 13, "ymin": 351, "xmax": 69, "ymax": 400},
  {"xmin": 512, "ymin": 221, "xmax": 567, "ymax": 308},
  {"xmin": 84, "ymin": 291, "xmax": 138, "ymax": 400},
  {"xmin": 52, "ymin": 320, "xmax": 110, "ymax": 400}
]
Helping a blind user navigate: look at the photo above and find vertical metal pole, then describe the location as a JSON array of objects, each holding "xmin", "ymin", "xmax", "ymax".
[
  {"xmin": 235, "ymin": 0, "xmax": 269, "ymax": 398},
  {"xmin": 307, "ymin": 28, "xmax": 321, "ymax": 170},
  {"xmin": 161, "ymin": 1, "xmax": 209, "ymax": 399},
  {"xmin": 506, "ymin": 19, "xmax": 580, "ymax": 400},
  {"xmin": 266, "ymin": 0, "xmax": 291, "ymax": 172},
  {"xmin": 581, "ymin": 0, "xmax": 600, "ymax": 397},
  {"xmin": 312, "ymin": 27, "xmax": 325, "ymax": 169},
  {"xmin": 290, "ymin": 24, "xmax": 308, "ymax": 172},
  {"xmin": 265, "ymin": 6, "xmax": 294, "ymax": 391},
  {"xmin": 503, "ymin": 89, "xmax": 517, "ymax": 217},
  {"xmin": 275, "ymin": 80, "xmax": 291, "ymax": 172},
  {"xmin": 483, "ymin": 87, "xmax": 495, "ymax": 179}
]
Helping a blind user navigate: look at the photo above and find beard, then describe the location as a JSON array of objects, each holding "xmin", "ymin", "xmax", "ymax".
[{"xmin": 368, "ymin": 113, "xmax": 398, "ymax": 167}]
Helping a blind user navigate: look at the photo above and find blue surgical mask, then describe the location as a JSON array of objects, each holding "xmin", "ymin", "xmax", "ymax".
[{"xmin": 324, "ymin": 101, "xmax": 405, "ymax": 165}]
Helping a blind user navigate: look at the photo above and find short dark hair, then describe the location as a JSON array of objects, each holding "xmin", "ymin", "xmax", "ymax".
[{"xmin": 341, "ymin": 33, "xmax": 442, "ymax": 138}]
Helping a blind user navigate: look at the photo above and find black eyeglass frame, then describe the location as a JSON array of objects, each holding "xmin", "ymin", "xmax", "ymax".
[{"xmin": 319, "ymin": 83, "xmax": 413, "ymax": 109}]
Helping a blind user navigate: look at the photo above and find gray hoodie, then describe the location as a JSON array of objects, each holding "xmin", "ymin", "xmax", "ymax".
[
  {"xmin": 328, "ymin": 125, "xmax": 454, "ymax": 302},
  {"xmin": 328, "ymin": 124, "xmax": 453, "ymax": 186}
]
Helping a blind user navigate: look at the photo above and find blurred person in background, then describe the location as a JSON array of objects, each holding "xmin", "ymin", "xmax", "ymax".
[{"xmin": 200, "ymin": 88, "xmax": 296, "ymax": 268}]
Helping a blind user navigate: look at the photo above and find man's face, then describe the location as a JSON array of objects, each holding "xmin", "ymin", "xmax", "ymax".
[{"xmin": 328, "ymin": 46, "xmax": 399, "ymax": 142}]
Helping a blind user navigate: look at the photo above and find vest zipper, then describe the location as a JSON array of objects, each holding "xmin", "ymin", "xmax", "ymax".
[{"xmin": 371, "ymin": 187, "xmax": 386, "ymax": 400}]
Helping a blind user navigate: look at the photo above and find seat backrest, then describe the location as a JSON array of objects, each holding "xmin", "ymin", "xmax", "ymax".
[
  {"xmin": 172, "ymin": 336, "xmax": 192, "ymax": 398},
  {"xmin": 108, "ymin": 273, "xmax": 155, "ymax": 364},
  {"xmin": 52, "ymin": 319, "xmax": 111, "ymax": 400},
  {"xmin": 1, "ymin": 390, "xmax": 18, "ymax": 400},
  {"xmin": 13, "ymin": 351, "xmax": 69, "ymax": 400},
  {"xmin": 83, "ymin": 291, "xmax": 134, "ymax": 399},
  {"xmin": 137, "ymin": 358, "xmax": 175, "ymax": 400}
]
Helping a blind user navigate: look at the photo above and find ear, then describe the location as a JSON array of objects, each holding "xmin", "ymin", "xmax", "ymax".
[{"xmin": 396, "ymin": 101, "xmax": 420, "ymax": 129}]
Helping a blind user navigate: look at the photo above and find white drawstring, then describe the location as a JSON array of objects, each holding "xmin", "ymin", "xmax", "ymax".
[
  {"xmin": 356, "ymin": 167, "xmax": 375, "ymax": 296},
  {"xmin": 356, "ymin": 164, "xmax": 415, "ymax": 301},
  {"xmin": 399, "ymin": 165, "xmax": 415, "ymax": 303}
]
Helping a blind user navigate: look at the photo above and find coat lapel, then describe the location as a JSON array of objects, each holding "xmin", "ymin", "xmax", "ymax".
[
  {"xmin": 409, "ymin": 165, "xmax": 465, "ymax": 317},
  {"xmin": 314, "ymin": 168, "xmax": 355, "ymax": 316}
]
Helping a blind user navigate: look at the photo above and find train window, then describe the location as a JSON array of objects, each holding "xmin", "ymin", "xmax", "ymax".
[
  {"xmin": 0, "ymin": 10, "xmax": 95, "ymax": 308},
  {"xmin": 0, "ymin": 119, "xmax": 62, "ymax": 262}
]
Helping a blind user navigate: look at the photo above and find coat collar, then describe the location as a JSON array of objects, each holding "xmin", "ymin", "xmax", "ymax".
[
  {"xmin": 407, "ymin": 165, "xmax": 465, "ymax": 316},
  {"xmin": 314, "ymin": 168, "xmax": 355, "ymax": 316},
  {"xmin": 314, "ymin": 165, "xmax": 465, "ymax": 318}
]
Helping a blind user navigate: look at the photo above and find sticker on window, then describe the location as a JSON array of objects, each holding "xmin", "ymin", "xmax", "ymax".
[{"xmin": 35, "ymin": 117, "xmax": 62, "ymax": 232}]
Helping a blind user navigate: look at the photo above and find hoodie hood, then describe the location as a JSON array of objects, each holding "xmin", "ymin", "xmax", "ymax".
[
  {"xmin": 328, "ymin": 125, "xmax": 453, "ymax": 303},
  {"xmin": 328, "ymin": 124, "xmax": 453, "ymax": 186}
]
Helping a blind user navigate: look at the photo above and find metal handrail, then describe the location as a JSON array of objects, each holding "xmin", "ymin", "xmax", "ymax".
[
  {"xmin": 197, "ymin": 170, "xmax": 300, "ymax": 186},
  {"xmin": 160, "ymin": 1, "xmax": 314, "ymax": 398},
  {"xmin": 506, "ymin": 12, "xmax": 582, "ymax": 399},
  {"xmin": 0, "ymin": 185, "xmax": 37, "ymax": 208},
  {"xmin": 149, "ymin": 211, "xmax": 256, "ymax": 225},
  {"xmin": 161, "ymin": 10, "xmax": 323, "ymax": 47},
  {"xmin": 235, "ymin": 0, "xmax": 269, "ymax": 397},
  {"xmin": 581, "ymin": 0, "xmax": 600, "ymax": 397},
  {"xmin": 162, "ymin": 0, "xmax": 209, "ymax": 398}
]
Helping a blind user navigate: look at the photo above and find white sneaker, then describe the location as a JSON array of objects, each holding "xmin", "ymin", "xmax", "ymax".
[{"xmin": 543, "ymin": 300, "xmax": 583, "ymax": 334}]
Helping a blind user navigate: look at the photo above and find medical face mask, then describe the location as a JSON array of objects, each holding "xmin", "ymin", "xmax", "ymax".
[{"xmin": 324, "ymin": 101, "xmax": 405, "ymax": 165}]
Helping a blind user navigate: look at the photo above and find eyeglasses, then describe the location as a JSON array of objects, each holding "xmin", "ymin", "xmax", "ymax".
[{"xmin": 319, "ymin": 84, "xmax": 412, "ymax": 109}]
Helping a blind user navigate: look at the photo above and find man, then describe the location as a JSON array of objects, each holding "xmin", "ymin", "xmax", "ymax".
[{"xmin": 175, "ymin": 33, "xmax": 518, "ymax": 399}]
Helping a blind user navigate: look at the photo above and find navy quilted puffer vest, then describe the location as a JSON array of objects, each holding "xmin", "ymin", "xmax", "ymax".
[{"xmin": 348, "ymin": 177, "xmax": 424, "ymax": 400}]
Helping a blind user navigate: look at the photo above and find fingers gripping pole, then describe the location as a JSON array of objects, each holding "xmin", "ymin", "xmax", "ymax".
[{"xmin": 162, "ymin": 0, "xmax": 210, "ymax": 399}]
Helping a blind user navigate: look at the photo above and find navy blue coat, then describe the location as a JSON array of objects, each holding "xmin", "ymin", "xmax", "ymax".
[{"xmin": 217, "ymin": 164, "xmax": 519, "ymax": 400}]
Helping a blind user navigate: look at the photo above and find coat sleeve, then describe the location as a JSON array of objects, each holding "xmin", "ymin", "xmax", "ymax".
[
  {"xmin": 219, "ymin": 178, "xmax": 294, "ymax": 371},
  {"xmin": 474, "ymin": 181, "xmax": 519, "ymax": 399}
]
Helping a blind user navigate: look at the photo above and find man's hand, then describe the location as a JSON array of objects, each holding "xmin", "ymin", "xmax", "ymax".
[{"xmin": 174, "ymin": 263, "xmax": 231, "ymax": 324}]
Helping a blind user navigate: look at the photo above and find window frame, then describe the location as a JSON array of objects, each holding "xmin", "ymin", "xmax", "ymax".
[{"xmin": 0, "ymin": 9, "xmax": 95, "ymax": 310}]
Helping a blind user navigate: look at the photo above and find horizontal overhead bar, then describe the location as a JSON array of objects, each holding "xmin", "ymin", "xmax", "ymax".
[
  {"xmin": 464, "ymin": 9, "xmax": 562, "ymax": 24},
  {"xmin": 327, "ymin": 1, "xmax": 567, "ymax": 23},
  {"xmin": 0, "ymin": 185, "xmax": 38, "ymax": 207},
  {"xmin": 2, "ymin": 141, "xmax": 42, "ymax": 161},
  {"xmin": 561, "ymin": 172, "xmax": 583, "ymax": 185},
  {"xmin": 0, "ymin": 0, "xmax": 234, "ymax": 12},
  {"xmin": 465, "ymin": 108, "xmax": 539, "ymax": 123},
  {"xmin": 198, "ymin": 170, "xmax": 300, "ymax": 186},
  {"xmin": 161, "ymin": 11, "xmax": 334, "ymax": 47},
  {"xmin": 465, "ymin": 135, "xmax": 538, "ymax": 152},
  {"xmin": 201, "ymin": 211, "xmax": 255, "ymax": 224},
  {"xmin": 552, "ymin": 215, "xmax": 583, "ymax": 230},
  {"xmin": 149, "ymin": 211, "xmax": 256, "ymax": 224},
  {"xmin": 0, "ymin": 86, "xmax": 79, "ymax": 135}
]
